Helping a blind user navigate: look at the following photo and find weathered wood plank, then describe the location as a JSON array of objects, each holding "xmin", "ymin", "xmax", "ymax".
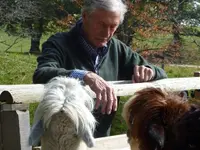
[
  {"xmin": 0, "ymin": 104, "xmax": 31, "ymax": 150},
  {"xmin": 33, "ymin": 134, "xmax": 132, "ymax": 150},
  {"xmin": 0, "ymin": 77, "xmax": 200, "ymax": 103},
  {"xmin": 111, "ymin": 77, "xmax": 200, "ymax": 96}
]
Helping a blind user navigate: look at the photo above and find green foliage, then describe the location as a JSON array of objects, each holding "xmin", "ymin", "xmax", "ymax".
[
  {"xmin": 62, "ymin": 0, "xmax": 81, "ymax": 14},
  {"xmin": 115, "ymin": 0, "xmax": 200, "ymax": 65},
  {"xmin": 0, "ymin": 0, "xmax": 80, "ymax": 45}
]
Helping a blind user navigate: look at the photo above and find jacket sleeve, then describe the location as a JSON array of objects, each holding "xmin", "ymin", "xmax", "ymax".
[
  {"xmin": 33, "ymin": 40, "xmax": 72, "ymax": 84},
  {"xmin": 119, "ymin": 45, "xmax": 167, "ymax": 81}
]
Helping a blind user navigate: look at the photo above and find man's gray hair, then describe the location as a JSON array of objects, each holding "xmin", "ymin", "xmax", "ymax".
[{"xmin": 82, "ymin": 0, "xmax": 127, "ymax": 23}]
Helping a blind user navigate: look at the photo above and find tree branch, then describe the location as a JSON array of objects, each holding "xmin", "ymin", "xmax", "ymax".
[
  {"xmin": 136, "ymin": 48, "xmax": 163, "ymax": 53},
  {"xmin": 4, "ymin": 37, "xmax": 21, "ymax": 52},
  {"xmin": 193, "ymin": 40, "xmax": 200, "ymax": 48},
  {"xmin": 0, "ymin": 40, "xmax": 6, "ymax": 44}
]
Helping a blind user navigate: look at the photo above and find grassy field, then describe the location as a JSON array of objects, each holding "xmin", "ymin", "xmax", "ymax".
[
  {"xmin": 0, "ymin": 31, "xmax": 49, "ymax": 53},
  {"xmin": 0, "ymin": 31, "xmax": 200, "ymax": 135}
]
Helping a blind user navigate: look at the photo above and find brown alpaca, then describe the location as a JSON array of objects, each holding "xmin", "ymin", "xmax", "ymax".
[{"xmin": 122, "ymin": 88, "xmax": 200, "ymax": 150}]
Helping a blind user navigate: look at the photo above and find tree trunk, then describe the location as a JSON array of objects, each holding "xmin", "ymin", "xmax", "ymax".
[
  {"xmin": 172, "ymin": 0, "xmax": 184, "ymax": 44},
  {"xmin": 29, "ymin": 18, "xmax": 44, "ymax": 54},
  {"xmin": 115, "ymin": 11, "xmax": 135, "ymax": 46},
  {"xmin": 172, "ymin": 23, "xmax": 181, "ymax": 43},
  {"xmin": 29, "ymin": 32, "xmax": 42, "ymax": 54}
]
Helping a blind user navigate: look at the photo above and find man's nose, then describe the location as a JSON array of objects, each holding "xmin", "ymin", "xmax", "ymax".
[{"xmin": 102, "ymin": 27, "xmax": 111, "ymax": 37}]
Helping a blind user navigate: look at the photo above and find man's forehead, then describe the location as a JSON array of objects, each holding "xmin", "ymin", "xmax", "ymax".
[
  {"xmin": 90, "ymin": 8, "xmax": 120, "ymax": 16},
  {"xmin": 89, "ymin": 8, "xmax": 121, "ymax": 23}
]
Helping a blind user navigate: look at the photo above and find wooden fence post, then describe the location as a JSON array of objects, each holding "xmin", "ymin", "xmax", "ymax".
[
  {"xmin": 194, "ymin": 71, "xmax": 200, "ymax": 99},
  {"xmin": 0, "ymin": 91, "xmax": 31, "ymax": 150}
]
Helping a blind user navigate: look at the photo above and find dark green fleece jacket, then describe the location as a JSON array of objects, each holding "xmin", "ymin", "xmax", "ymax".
[{"xmin": 33, "ymin": 24, "xmax": 167, "ymax": 84}]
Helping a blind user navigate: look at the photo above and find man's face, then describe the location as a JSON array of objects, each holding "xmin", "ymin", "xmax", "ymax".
[{"xmin": 82, "ymin": 9, "xmax": 121, "ymax": 48}]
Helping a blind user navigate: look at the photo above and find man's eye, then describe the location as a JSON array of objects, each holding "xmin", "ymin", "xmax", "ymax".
[{"xmin": 111, "ymin": 25, "xmax": 118, "ymax": 29}]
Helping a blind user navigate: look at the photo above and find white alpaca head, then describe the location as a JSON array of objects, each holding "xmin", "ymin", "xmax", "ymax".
[{"xmin": 29, "ymin": 76, "xmax": 96, "ymax": 149}]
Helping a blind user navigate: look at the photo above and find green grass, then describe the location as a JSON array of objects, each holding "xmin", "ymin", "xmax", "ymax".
[
  {"xmin": 0, "ymin": 32, "xmax": 30, "ymax": 52},
  {"xmin": 0, "ymin": 31, "xmax": 49, "ymax": 53},
  {"xmin": 29, "ymin": 103, "xmax": 39, "ymax": 125},
  {"xmin": 0, "ymin": 52, "xmax": 37, "ymax": 84},
  {"xmin": 0, "ymin": 31, "xmax": 200, "ymax": 136},
  {"xmin": 110, "ymin": 96, "xmax": 130, "ymax": 135},
  {"xmin": 165, "ymin": 65, "xmax": 200, "ymax": 78},
  {"xmin": 133, "ymin": 34, "xmax": 173, "ymax": 50}
]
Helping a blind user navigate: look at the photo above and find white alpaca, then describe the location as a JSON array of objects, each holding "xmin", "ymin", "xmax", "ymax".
[{"xmin": 29, "ymin": 76, "xmax": 96, "ymax": 150}]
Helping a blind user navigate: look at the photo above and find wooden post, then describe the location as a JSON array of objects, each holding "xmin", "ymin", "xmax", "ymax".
[
  {"xmin": 0, "ymin": 91, "xmax": 32, "ymax": 150},
  {"xmin": 194, "ymin": 71, "xmax": 200, "ymax": 99}
]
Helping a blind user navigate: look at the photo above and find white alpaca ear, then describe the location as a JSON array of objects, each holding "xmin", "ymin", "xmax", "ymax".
[
  {"xmin": 29, "ymin": 120, "xmax": 44, "ymax": 146},
  {"xmin": 80, "ymin": 127, "xmax": 95, "ymax": 148}
]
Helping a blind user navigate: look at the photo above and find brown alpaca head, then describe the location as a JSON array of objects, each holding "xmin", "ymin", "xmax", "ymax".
[{"xmin": 122, "ymin": 88, "xmax": 190, "ymax": 150}]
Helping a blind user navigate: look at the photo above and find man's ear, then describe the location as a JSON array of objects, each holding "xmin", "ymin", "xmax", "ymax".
[
  {"xmin": 148, "ymin": 124, "xmax": 165, "ymax": 149},
  {"xmin": 82, "ymin": 11, "xmax": 88, "ymax": 22}
]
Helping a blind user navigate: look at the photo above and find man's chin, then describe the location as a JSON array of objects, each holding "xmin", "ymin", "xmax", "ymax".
[{"xmin": 95, "ymin": 42, "xmax": 107, "ymax": 48}]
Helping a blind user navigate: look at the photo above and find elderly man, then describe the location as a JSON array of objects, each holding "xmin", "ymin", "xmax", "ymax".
[{"xmin": 33, "ymin": 0, "xmax": 167, "ymax": 138}]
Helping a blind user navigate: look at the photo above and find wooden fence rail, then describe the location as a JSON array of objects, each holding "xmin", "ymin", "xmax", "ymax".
[{"xmin": 0, "ymin": 77, "xmax": 200, "ymax": 104}]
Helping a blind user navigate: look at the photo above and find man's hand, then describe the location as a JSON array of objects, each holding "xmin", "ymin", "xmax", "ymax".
[
  {"xmin": 132, "ymin": 65, "xmax": 154, "ymax": 83},
  {"xmin": 83, "ymin": 72, "xmax": 117, "ymax": 114}
]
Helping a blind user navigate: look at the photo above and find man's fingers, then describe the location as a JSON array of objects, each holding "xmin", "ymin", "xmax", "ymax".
[
  {"xmin": 144, "ymin": 68, "xmax": 153, "ymax": 81},
  {"xmin": 101, "ymin": 89, "xmax": 107, "ymax": 114},
  {"xmin": 83, "ymin": 72, "xmax": 117, "ymax": 114},
  {"xmin": 133, "ymin": 65, "xmax": 154, "ymax": 82},
  {"xmin": 138, "ymin": 66, "xmax": 144, "ymax": 81},
  {"xmin": 106, "ymin": 88, "xmax": 114, "ymax": 114},
  {"xmin": 133, "ymin": 65, "xmax": 140, "ymax": 83},
  {"xmin": 95, "ymin": 92, "xmax": 102, "ymax": 110},
  {"xmin": 112, "ymin": 94, "xmax": 118, "ymax": 112}
]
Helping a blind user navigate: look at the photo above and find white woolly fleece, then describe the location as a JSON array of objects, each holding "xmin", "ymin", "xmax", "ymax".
[{"xmin": 29, "ymin": 76, "xmax": 96, "ymax": 149}]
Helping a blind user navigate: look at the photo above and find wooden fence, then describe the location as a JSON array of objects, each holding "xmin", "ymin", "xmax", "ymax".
[{"xmin": 0, "ymin": 72, "xmax": 200, "ymax": 150}]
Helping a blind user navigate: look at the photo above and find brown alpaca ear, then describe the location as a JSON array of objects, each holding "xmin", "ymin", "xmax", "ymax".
[{"xmin": 149, "ymin": 124, "xmax": 165, "ymax": 149}]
